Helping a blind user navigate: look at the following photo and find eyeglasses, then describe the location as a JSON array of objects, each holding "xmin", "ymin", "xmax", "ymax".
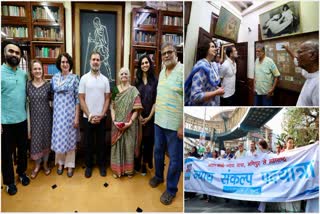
[
  {"xmin": 161, "ymin": 50, "xmax": 174, "ymax": 57},
  {"xmin": 296, "ymin": 49, "xmax": 310, "ymax": 55}
]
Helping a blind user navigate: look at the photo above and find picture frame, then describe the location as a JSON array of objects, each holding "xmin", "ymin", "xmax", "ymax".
[
  {"xmin": 73, "ymin": 3, "xmax": 124, "ymax": 87},
  {"xmin": 214, "ymin": 7, "xmax": 241, "ymax": 43},
  {"xmin": 259, "ymin": 1, "xmax": 301, "ymax": 40}
]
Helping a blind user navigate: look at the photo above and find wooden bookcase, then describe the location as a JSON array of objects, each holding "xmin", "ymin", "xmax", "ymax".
[
  {"xmin": 1, "ymin": 1, "xmax": 65, "ymax": 79},
  {"xmin": 158, "ymin": 10, "xmax": 183, "ymax": 71},
  {"xmin": 130, "ymin": 8, "xmax": 182, "ymax": 83},
  {"xmin": 130, "ymin": 8, "xmax": 159, "ymax": 83},
  {"xmin": 1, "ymin": 2, "xmax": 32, "ymax": 41}
]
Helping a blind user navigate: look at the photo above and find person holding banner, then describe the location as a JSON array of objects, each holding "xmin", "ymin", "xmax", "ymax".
[
  {"xmin": 257, "ymin": 139, "xmax": 271, "ymax": 212},
  {"xmin": 279, "ymin": 137, "xmax": 302, "ymax": 212},
  {"xmin": 246, "ymin": 141, "xmax": 258, "ymax": 157},
  {"xmin": 223, "ymin": 147, "xmax": 234, "ymax": 159},
  {"xmin": 258, "ymin": 139, "xmax": 271, "ymax": 154},
  {"xmin": 234, "ymin": 142, "xmax": 246, "ymax": 159}
]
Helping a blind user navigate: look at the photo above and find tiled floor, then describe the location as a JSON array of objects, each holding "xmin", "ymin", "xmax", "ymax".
[{"xmin": 1, "ymin": 158, "xmax": 183, "ymax": 212}]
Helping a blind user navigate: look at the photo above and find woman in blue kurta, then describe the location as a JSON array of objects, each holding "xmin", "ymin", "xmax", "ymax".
[
  {"xmin": 51, "ymin": 53, "xmax": 80, "ymax": 177},
  {"xmin": 185, "ymin": 39, "xmax": 224, "ymax": 106}
]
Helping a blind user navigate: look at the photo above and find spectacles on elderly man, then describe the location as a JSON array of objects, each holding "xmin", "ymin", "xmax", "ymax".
[
  {"xmin": 296, "ymin": 49, "xmax": 310, "ymax": 55},
  {"xmin": 161, "ymin": 50, "xmax": 174, "ymax": 57}
]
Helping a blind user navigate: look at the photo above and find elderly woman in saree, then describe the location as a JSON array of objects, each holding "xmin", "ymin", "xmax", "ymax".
[{"xmin": 110, "ymin": 67, "xmax": 143, "ymax": 178}]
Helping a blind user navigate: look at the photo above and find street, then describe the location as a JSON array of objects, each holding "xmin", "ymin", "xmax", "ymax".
[{"xmin": 185, "ymin": 193, "xmax": 261, "ymax": 213}]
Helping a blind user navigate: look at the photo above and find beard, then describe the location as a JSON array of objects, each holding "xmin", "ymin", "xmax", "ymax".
[
  {"xmin": 163, "ymin": 57, "xmax": 177, "ymax": 68},
  {"xmin": 90, "ymin": 64, "xmax": 100, "ymax": 73},
  {"xmin": 5, "ymin": 55, "xmax": 20, "ymax": 67}
]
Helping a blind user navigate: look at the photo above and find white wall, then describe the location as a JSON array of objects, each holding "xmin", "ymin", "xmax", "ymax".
[
  {"xmin": 239, "ymin": 0, "xmax": 319, "ymax": 78},
  {"xmin": 184, "ymin": 1, "xmax": 242, "ymax": 79},
  {"xmin": 63, "ymin": 1, "xmax": 133, "ymax": 69}
]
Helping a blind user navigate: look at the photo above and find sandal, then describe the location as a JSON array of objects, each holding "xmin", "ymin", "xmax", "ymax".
[
  {"xmin": 113, "ymin": 174, "xmax": 119, "ymax": 179},
  {"xmin": 160, "ymin": 191, "xmax": 175, "ymax": 205},
  {"xmin": 30, "ymin": 168, "xmax": 40, "ymax": 179},
  {"xmin": 44, "ymin": 168, "xmax": 51, "ymax": 176}
]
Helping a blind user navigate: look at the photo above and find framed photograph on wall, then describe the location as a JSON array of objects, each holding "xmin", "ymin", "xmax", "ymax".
[
  {"xmin": 259, "ymin": 1, "xmax": 301, "ymax": 40},
  {"xmin": 73, "ymin": 3, "xmax": 124, "ymax": 88},
  {"xmin": 214, "ymin": 7, "xmax": 241, "ymax": 43}
]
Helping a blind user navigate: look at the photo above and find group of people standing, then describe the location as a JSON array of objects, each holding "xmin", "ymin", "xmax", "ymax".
[
  {"xmin": 184, "ymin": 38, "xmax": 319, "ymax": 107},
  {"xmin": 187, "ymin": 138, "xmax": 318, "ymax": 212},
  {"xmin": 1, "ymin": 41, "xmax": 183, "ymax": 206},
  {"xmin": 184, "ymin": 38, "xmax": 234, "ymax": 106}
]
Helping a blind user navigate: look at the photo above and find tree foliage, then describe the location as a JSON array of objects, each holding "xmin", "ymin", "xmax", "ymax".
[{"xmin": 281, "ymin": 108, "xmax": 319, "ymax": 147}]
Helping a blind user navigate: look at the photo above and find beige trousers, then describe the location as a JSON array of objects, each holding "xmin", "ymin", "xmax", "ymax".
[{"xmin": 55, "ymin": 150, "xmax": 76, "ymax": 168}]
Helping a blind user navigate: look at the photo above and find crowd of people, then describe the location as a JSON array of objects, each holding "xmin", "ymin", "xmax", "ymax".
[
  {"xmin": 184, "ymin": 37, "xmax": 319, "ymax": 106},
  {"xmin": 185, "ymin": 138, "xmax": 318, "ymax": 212},
  {"xmin": 1, "ymin": 41, "xmax": 183, "ymax": 206}
]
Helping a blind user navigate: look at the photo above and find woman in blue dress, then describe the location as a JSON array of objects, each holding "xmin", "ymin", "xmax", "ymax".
[
  {"xmin": 185, "ymin": 39, "xmax": 225, "ymax": 106},
  {"xmin": 51, "ymin": 53, "xmax": 80, "ymax": 177}
]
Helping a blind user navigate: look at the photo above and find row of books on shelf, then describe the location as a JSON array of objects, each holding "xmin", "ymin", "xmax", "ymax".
[
  {"xmin": 162, "ymin": 34, "xmax": 183, "ymax": 46},
  {"xmin": 135, "ymin": 52, "xmax": 155, "ymax": 61},
  {"xmin": 34, "ymin": 27, "xmax": 60, "ymax": 39},
  {"xmin": 135, "ymin": 13, "xmax": 157, "ymax": 25},
  {"xmin": 135, "ymin": 31, "xmax": 156, "ymax": 43},
  {"xmin": 2, "ymin": 5, "xmax": 26, "ymax": 17},
  {"xmin": 43, "ymin": 64, "xmax": 60, "ymax": 75},
  {"xmin": 163, "ymin": 16, "xmax": 182, "ymax": 27},
  {"xmin": 32, "ymin": 6, "xmax": 59, "ymax": 20},
  {"xmin": 35, "ymin": 47, "xmax": 61, "ymax": 58},
  {"xmin": 1, "ymin": 26, "xmax": 28, "ymax": 38}
]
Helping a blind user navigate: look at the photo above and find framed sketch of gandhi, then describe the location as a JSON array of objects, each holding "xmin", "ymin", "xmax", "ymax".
[{"xmin": 73, "ymin": 3, "xmax": 124, "ymax": 87}]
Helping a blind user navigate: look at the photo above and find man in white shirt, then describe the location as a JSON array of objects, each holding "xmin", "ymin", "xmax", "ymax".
[
  {"xmin": 283, "ymin": 41, "xmax": 319, "ymax": 106},
  {"xmin": 79, "ymin": 51, "xmax": 111, "ymax": 178},
  {"xmin": 221, "ymin": 46, "xmax": 238, "ymax": 106},
  {"xmin": 246, "ymin": 141, "xmax": 258, "ymax": 157},
  {"xmin": 234, "ymin": 142, "xmax": 246, "ymax": 159}
]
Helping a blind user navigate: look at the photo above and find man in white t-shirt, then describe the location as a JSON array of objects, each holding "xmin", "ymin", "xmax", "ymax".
[
  {"xmin": 246, "ymin": 141, "xmax": 258, "ymax": 157},
  {"xmin": 221, "ymin": 46, "xmax": 238, "ymax": 106},
  {"xmin": 79, "ymin": 51, "xmax": 111, "ymax": 178}
]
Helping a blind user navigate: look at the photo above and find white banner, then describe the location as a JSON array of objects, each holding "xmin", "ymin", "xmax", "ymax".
[{"xmin": 184, "ymin": 143, "xmax": 319, "ymax": 202}]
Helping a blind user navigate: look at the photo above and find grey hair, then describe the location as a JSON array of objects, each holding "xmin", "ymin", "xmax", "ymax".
[
  {"xmin": 119, "ymin": 67, "xmax": 130, "ymax": 77},
  {"xmin": 256, "ymin": 44, "xmax": 265, "ymax": 52},
  {"xmin": 303, "ymin": 40, "xmax": 319, "ymax": 61},
  {"xmin": 161, "ymin": 42, "xmax": 177, "ymax": 52}
]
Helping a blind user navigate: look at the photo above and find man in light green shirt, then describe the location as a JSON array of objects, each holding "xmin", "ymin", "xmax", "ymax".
[
  {"xmin": 254, "ymin": 45, "xmax": 280, "ymax": 106},
  {"xmin": 1, "ymin": 41, "xmax": 30, "ymax": 196},
  {"xmin": 149, "ymin": 42, "xmax": 183, "ymax": 206}
]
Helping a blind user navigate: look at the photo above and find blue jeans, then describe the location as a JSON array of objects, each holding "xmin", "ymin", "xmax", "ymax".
[
  {"xmin": 154, "ymin": 124, "xmax": 183, "ymax": 196},
  {"xmin": 254, "ymin": 94, "xmax": 273, "ymax": 106}
]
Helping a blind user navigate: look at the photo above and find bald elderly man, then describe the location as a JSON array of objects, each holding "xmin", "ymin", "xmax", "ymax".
[{"xmin": 283, "ymin": 40, "xmax": 319, "ymax": 106}]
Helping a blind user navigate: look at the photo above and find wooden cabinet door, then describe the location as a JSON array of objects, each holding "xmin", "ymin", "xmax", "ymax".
[{"xmin": 234, "ymin": 42, "xmax": 252, "ymax": 105}]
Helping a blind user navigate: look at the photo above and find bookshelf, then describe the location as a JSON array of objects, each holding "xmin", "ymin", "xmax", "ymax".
[
  {"xmin": 130, "ymin": 8, "xmax": 159, "ymax": 83},
  {"xmin": 130, "ymin": 8, "xmax": 183, "ymax": 83},
  {"xmin": 1, "ymin": 1, "xmax": 65, "ymax": 79},
  {"xmin": 1, "ymin": 2, "xmax": 31, "ymax": 41},
  {"xmin": 158, "ymin": 10, "xmax": 183, "ymax": 70},
  {"xmin": 30, "ymin": 2, "xmax": 65, "ymax": 79}
]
